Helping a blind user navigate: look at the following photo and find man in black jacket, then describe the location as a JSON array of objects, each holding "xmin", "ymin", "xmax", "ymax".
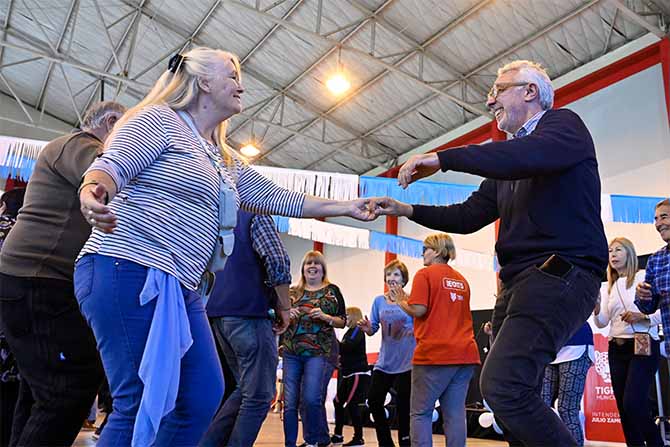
[{"xmin": 372, "ymin": 60, "xmax": 607, "ymax": 446}]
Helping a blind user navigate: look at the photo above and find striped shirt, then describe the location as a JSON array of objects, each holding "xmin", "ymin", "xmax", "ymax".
[{"xmin": 79, "ymin": 104, "xmax": 304, "ymax": 290}]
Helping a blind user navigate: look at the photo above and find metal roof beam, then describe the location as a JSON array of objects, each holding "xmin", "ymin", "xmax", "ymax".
[
  {"xmin": 36, "ymin": 0, "xmax": 79, "ymax": 111},
  {"xmin": 0, "ymin": 29, "xmax": 150, "ymax": 89},
  {"xmin": 0, "ymin": 0, "xmax": 15, "ymax": 66},
  {"xmin": 612, "ymin": 0, "xmax": 667, "ymax": 38},
  {"xmin": 312, "ymin": 0, "xmax": 604, "ymax": 168},
  {"xmin": 347, "ymin": 0, "xmax": 491, "ymax": 97},
  {"xmin": 255, "ymin": 0, "xmax": 493, "ymax": 164},
  {"xmin": 220, "ymin": 0, "xmax": 489, "ymax": 117}
]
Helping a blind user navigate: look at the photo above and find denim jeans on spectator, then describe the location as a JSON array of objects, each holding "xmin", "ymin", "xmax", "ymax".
[
  {"xmin": 480, "ymin": 265, "xmax": 600, "ymax": 447},
  {"xmin": 410, "ymin": 364, "xmax": 474, "ymax": 447},
  {"xmin": 300, "ymin": 357, "xmax": 336, "ymax": 445},
  {"xmin": 73, "ymin": 254, "xmax": 223, "ymax": 447},
  {"xmin": 0, "ymin": 273, "xmax": 103, "ymax": 447},
  {"xmin": 200, "ymin": 317, "xmax": 277, "ymax": 447},
  {"xmin": 282, "ymin": 353, "xmax": 328, "ymax": 447}
]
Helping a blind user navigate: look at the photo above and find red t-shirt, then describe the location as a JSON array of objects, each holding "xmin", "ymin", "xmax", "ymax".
[{"xmin": 408, "ymin": 263, "xmax": 481, "ymax": 366}]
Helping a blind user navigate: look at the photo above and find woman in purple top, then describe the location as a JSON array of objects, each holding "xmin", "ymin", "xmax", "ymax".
[{"xmin": 358, "ymin": 260, "xmax": 415, "ymax": 447}]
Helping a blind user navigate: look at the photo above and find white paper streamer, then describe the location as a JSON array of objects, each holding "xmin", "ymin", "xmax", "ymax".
[
  {"xmin": 253, "ymin": 166, "xmax": 358, "ymax": 201},
  {"xmin": 286, "ymin": 218, "xmax": 370, "ymax": 250},
  {"xmin": 600, "ymin": 193, "xmax": 613, "ymax": 223}
]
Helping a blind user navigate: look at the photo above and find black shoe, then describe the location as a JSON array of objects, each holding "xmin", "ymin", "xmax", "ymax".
[
  {"xmin": 343, "ymin": 438, "xmax": 364, "ymax": 447},
  {"xmin": 331, "ymin": 434, "xmax": 344, "ymax": 445}
]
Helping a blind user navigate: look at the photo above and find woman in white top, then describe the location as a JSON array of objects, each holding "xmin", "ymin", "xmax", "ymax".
[{"xmin": 593, "ymin": 237, "xmax": 663, "ymax": 447}]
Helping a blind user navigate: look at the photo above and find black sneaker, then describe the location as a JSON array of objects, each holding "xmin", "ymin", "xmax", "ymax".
[
  {"xmin": 343, "ymin": 438, "xmax": 364, "ymax": 447},
  {"xmin": 331, "ymin": 434, "xmax": 344, "ymax": 445}
]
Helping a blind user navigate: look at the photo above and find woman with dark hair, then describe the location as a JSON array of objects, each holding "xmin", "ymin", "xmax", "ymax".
[
  {"xmin": 357, "ymin": 259, "xmax": 415, "ymax": 447},
  {"xmin": 280, "ymin": 250, "xmax": 346, "ymax": 447}
]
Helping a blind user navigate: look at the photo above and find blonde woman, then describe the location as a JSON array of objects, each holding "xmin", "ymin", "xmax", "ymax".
[
  {"xmin": 593, "ymin": 237, "xmax": 663, "ymax": 446},
  {"xmin": 73, "ymin": 48, "xmax": 375, "ymax": 446},
  {"xmin": 280, "ymin": 251, "xmax": 346, "ymax": 447},
  {"xmin": 396, "ymin": 234, "xmax": 480, "ymax": 447}
]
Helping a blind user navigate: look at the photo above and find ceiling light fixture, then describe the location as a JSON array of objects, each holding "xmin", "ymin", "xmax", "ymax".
[
  {"xmin": 240, "ymin": 143, "xmax": 260, "ymax": 157},
  {"xmin": 326, "ymin": 46, "xmax": 351, "ymax": 96}
]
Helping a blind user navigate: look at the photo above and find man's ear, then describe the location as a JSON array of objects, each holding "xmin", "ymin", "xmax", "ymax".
[{"xmin": 524, "ymin": 83, "xmax": 539, "ymax": 103}]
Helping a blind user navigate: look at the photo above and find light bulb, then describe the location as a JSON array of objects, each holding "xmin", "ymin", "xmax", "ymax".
[
  {"xmin": 240, "ymin": 143, "xmax": 260, "ymax": 157},
  {"xmin": 326, "ymin": 73, "xmax": 351, "ymax": 95}
]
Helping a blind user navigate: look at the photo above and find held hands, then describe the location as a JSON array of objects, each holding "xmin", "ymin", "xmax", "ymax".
[
  {"xmin": 620, "ymin": 311, "xmax": 647, "ymax": 324},
  {"xmin": 80, "ymin": 183, "xmax": 117, "ymax": 233},
  {"xmin": 636, "ymin": 282, "xmax": 652, "ymax": 300},
  {"xmin": 366, "ymin": 197, "xmax": 413, "ymax": 218},
  {"xmin": 347, "ymin": 198, "xmax": 379, "ymax": 222},
  {"xmin": 397, "ymin": 153, "xmax": 440, "ymax": 189}
]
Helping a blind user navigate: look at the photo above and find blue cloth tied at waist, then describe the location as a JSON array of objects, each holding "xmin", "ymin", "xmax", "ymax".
[{"xmin": 132, "ymin": 268, "xmax": 193, "ymax": 447}]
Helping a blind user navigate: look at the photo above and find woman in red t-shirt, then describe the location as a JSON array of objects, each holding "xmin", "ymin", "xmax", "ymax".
[{"xmin": 397, "ymin": 233, "xmax": 480, "ymax": 447}]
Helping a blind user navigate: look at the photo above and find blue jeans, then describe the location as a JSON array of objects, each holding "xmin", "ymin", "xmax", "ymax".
[
  {"xmin": 200, "ymin": 317, "xmax": 277, "ymax": 447},
  {"xmin": 282, "ymin": 354, "xmax": 328, "ymax": 447},
  {"xmin": 74, "ymin": 254, "xmax": 223, "ymax": 446},
  {"xmin": 410, "ymin": 365, "xmax": 474, "ymax": 447}
]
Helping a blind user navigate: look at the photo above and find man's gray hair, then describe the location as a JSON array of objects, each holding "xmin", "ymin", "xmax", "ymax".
[
  {"xmin": 498, "ymin": 60, "xmax": 554, "ymax": 110},
  {"xmin": 656, "ymin": 198, "xmax": 670, "ymax": 209},
  {"xmin": 81, "ymin": 101, "xmax": 126, "ymax": 131}
]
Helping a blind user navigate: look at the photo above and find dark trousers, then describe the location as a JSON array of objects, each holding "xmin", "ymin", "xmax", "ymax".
[
  {"xmin": 480, "ymin": 265, "xmax": 600, "ymax": 447},
  {"xmin": 609, "ymin": 338, "xmax": 663, "ymax": 447},
  {"xmin": 368, "ymin": 369, "xmax": 411, "ymax": 447},
  {"xmin": 0, "ymin": 273, "xmax": 103, "ymax": 447},
  {"xmin": 334, "ymin": 373, "xmax": 371, "ymax": 439}
]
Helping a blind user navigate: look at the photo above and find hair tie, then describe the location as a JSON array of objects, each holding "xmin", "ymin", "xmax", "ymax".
[{"xmin": 168, "ymin": 53, "xmax": 186, "ymax": 73}]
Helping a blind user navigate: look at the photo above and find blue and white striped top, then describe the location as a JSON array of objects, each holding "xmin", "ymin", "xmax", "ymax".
[{"xmin": 79, "ymin": 104, "xmax": 304, "ymax": 290}]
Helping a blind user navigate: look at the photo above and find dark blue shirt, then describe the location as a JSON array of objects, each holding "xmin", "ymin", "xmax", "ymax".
[{"xmin": 411, "ymin": 108, "xmax": 608, "ymax": 282}]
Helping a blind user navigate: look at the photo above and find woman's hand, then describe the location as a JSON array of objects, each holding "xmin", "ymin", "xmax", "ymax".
[
  {"xmin": 593, "ymin": 295, "xmax": 601, "ymax": 315},
  {"xmin": 389, "ymin": 284, "xmax": 408, "ymax": 302},
  {"xmin": 80, "ymin": 183, "xmax": 117, "ymax": 233},
  {"xmin": 289, "ymin": 308, "xmax": 301, "ymax": 320},
  {"xmin": 308, "ymin": 307, "xmax": 331, "ymax": 323},
  {"xmin": 620, "ymin": 311, "xmax": 647, "ymax": 324}
]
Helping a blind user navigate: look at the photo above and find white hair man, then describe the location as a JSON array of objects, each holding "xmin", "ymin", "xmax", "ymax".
[
  {"xmin": 371, "ymin": 60, "xmax": 607, "ymax": 446},
  {"xmin": 0, "ymin": 101, "xmax": 125, "ymax": 446}
]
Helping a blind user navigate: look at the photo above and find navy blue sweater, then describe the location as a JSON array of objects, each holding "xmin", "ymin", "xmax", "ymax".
[{"xmin": 411, "ymin": 108, "xmax": 608, "ymax": 282}]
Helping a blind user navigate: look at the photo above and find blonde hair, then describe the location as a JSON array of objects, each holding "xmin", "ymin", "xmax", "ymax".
[
  {"xmin": 346, "ymin": 306, "xmax": 363, "ymax": 328},
  {"xmin": 498, "ymin": 60, "xmax": 554, "ymax": 110},
  {"xmin": 423, "ymin": 233, "xmax": 456, "ymax": 262},
  {"xmin": 109, "ymin": 47, "xmax": 243, "ymax": 165},
  {"xmin": 607, "ymin": 237, "xmax": 638, "ymax": 293},
  {"xmin": 383, "ymin": 259, "xmax": 409, "ymax": 286},
  {"xmin": 294, "ymin": 250, "xmax": 330, "ymax": 296}
]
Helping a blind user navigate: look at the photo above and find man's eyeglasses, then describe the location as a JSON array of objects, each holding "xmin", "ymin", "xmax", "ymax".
[{"xmin": 488, "ymin": 82, "xmax": 530, "ymax": 100}]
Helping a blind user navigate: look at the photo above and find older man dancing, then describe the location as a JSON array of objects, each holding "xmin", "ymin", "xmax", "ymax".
[{"xmin": 372, "ymin": 60, "xmax": 607, "ymax": 446}]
